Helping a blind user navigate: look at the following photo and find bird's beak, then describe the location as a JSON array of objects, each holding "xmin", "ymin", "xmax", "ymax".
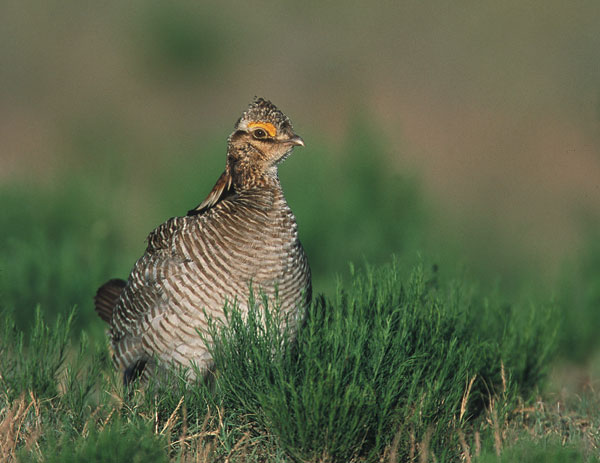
[{"xmin": 287, "ymin": 135, "xmax": 305, "ymax": 147}]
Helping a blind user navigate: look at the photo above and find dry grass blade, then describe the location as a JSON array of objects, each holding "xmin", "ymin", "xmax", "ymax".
[
  {"xmin": 173, "ymin": 408, "xmax": 222, "ymax": 463},
  {"xmin": 224, "ymin": 432, "xmax": 250, "ymax": 463},
  {"xmin": 490, "ymin": 401, "xmax": 502, "ymax": 456},
  {"xmin": 0, "ymin": 393, "xmax": 42, "ymax": 462},
  {"xmin": 100, "ymin": 408, "xmax": 116, "ymax": 432},
  {"xmin": 171, "ymin": 409, "xmax": 220, "ymax": 447},
  {"xmin": 460, "ymin": 375, "xmax": 477, "ymax": 421},
  {"xmin": 14, "ymin": 395, "xmax": 35, "ymax": 450},
  {"xmin": 180, "ymin": 403, "xmax": 188, "ymax": 460},
  {"xmin": 457, "ymin": 430, "xmax": 471, "ymax": 463},
  {"xmin": 474, "ymin": 431, "xmax": 481, "ymax": 457},
  {"xmin": 385, "ymin": 426, "xmax": 402, "ymax": 463},
  {"xmin": 160, "ymin": 395, "xmax": 185, "ymax": 435},
  {"xmin": 409, "ymin": 427, "xmax": 416, "ymax": 461},
  {"xmin": 82, "ymin": 404, "xmax": 104, "ymax": 437},
  {"xmin": 418, "ymin": 427, "xmax": 432, "ymax": 463}
]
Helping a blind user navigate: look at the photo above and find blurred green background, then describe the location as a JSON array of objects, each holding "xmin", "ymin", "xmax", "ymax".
[{"xmin": 1, "ymin": 2, "xmax": 599, "ymax": 376}]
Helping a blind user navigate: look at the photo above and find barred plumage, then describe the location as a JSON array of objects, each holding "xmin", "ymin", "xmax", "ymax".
[{"xmin": 94, "ymin": 98, "xmax": 311, "ymax": 383}]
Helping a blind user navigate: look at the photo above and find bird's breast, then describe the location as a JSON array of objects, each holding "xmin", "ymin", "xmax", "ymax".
[{"xmin": 173, "ymin": 193, "xmax": 306, "ymax": 308}]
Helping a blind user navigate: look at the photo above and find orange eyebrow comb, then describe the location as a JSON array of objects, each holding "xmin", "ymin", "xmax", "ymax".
[{"xmin": 248, "ymin": 121, "xmax": 277, "ymax": 137}]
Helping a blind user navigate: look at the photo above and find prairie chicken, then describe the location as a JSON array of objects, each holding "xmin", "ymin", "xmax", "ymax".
[{"xmin": 95, "ymin": 98, "xmax": 311, "ymax": 383}]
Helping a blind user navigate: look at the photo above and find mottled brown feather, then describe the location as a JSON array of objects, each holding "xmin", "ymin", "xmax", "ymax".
[{"xmin": 187, "ymin": 169, "xmax": 234, "ymax": 216}]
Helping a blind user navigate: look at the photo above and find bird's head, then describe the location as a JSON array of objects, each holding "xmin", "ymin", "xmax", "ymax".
[{"xmin": 227, "ymin": 98, "xmax": 304, "ymax": 178}]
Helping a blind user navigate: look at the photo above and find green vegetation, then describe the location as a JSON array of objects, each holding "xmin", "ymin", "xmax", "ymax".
[
  {"xmin": 557, "ymin": 225, "xmax": 600, "ymax": 363},
  {"xmin": 0, "ymin": 261, "xmax": 596, "ymax": 462},
  {"xmin": 476, "ymin": 439, "xmax": 600, "ymax": 463},
  {"xmin": 0, "ymin": 183, "xmax": 128, "ymax": 338},
  {"xmin": 204, "ymin": 262, "xmax": 556, "ymax": 461},
  {"xmin": 1, "ymin": 129, "xmax": 599, "ymax": 461}
]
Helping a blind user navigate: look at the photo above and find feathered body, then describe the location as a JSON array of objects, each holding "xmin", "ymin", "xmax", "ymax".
[{"xmin": 95, "ymin": 98, "xmax": 311, "ymax": 382}]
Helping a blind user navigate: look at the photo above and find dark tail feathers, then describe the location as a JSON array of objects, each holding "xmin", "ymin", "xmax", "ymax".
[{"xmin": 94, "ymin": 278, "xmax": 126, "ymax": 323}]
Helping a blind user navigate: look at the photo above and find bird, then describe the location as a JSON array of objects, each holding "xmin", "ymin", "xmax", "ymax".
[{"xmin": 94, "ymin": 97, "xmax": 311, "ymax": 384}]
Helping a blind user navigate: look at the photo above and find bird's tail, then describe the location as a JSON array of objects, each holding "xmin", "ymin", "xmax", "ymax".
[{"xmin": 94, "ymin": 278, "xmax": 126, "ymax": 323}]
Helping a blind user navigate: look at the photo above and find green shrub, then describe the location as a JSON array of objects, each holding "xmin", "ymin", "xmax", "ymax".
[
  {"xmin": 476, "ymin": 437, "xmax": 600, "ymax": 463},
  {"xmin": 203, "ymin": 261, "xmax": 558, "ymax": 462},
  {"xmin": 20, "ymin": 420, "xmax": 168, "ymax": 463},
  {"xmin": 0, "ymin": 259, "xmax": 565, "ymax": 462},
  {"xmin": 0, "ymin": 308, "xmax": 74, "ymax": 401}
]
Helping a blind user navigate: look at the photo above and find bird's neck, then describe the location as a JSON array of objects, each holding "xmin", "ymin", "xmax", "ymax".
[
  {"xmin": 227, "ymin": 165, "xmax": 288, "ymax": 214},
  {"xmin": 233, "ymin": 169, "xmax": 284, "ymax": 204},
  {"xmin": 228, "ymin": 162, "xmax": 280, "ymax": 192}
]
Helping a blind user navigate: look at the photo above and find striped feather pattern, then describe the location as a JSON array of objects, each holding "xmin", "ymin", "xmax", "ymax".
[{"xmin": 109, "ymin": 180, "xmax": 311, "ymax": 380}]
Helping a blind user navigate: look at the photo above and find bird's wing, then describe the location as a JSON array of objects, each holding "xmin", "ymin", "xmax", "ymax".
[
  {"xmin": 111, "ymin": 217, "xmax": 190, "ymax": 341},
  {"xmin": 113, "ymin": 215, "xmax": 218, "ymax": 371}
]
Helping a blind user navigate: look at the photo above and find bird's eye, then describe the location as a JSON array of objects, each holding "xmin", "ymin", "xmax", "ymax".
[{"xmin": 252, "ymin": 128, "xmax": 268, "ymax": 139}]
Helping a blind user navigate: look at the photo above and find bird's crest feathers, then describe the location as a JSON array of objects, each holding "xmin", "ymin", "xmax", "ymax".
[{"xmin": 235, "ymin": 97, "xmax": 292, "ymax": 133}]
